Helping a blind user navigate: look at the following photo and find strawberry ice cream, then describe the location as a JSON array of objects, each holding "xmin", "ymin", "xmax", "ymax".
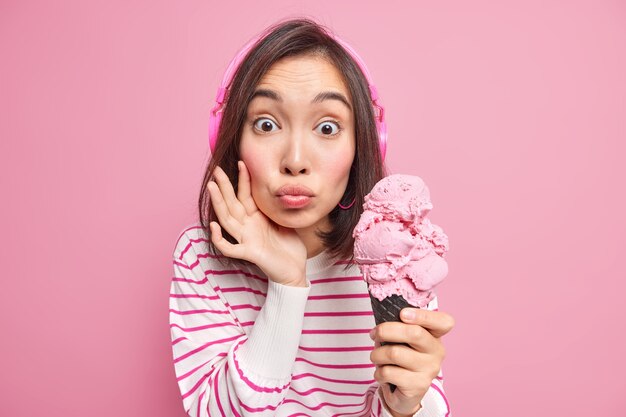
[{"xmin": 353, "ymin": 174, "xmax": 449, "ymax": 311}]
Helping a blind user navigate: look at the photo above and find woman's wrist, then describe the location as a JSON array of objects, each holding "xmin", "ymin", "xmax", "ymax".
[
  {"xmin": 379, "ymin": 386, "xmax": 423, "ymax": 417},
  {"xmin": 392, "ymin": 404, "xmax": 421, "ymax": 417},
  {"xmin": 265, "ymin": 268, "xmax": 306, "ymax": 287},
  {"xmin": 281, "ymin": 277, "xmax": 308, "ymax": 287},
  {"xmin": 387, "ymin": 405, "xmax": 420, "ymax": 417},
  {"xmin": 261, "ymin": 262, "xmax": 306, "ymax": 287},
  {"xmin": 384, "ymin": 401, "xmax": 419, "ymax": 417}
]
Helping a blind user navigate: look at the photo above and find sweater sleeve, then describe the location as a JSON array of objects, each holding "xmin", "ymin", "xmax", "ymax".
[
  {"xmin": 169, "ymin": 232, "xmax": 311, "ymax": 417},
  {"xmin": 374, "ymin": 295, "xmax": 452, "ymax": 417}
]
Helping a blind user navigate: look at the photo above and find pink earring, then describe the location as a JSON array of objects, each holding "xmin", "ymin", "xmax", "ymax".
[{"xmin": 338, "ymin": 197, "xmax": 356, "ymax": 210}]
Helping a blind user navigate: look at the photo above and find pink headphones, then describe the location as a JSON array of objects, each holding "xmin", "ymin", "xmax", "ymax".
[{"xmin": 208, "ymin": 27, "xmax": 388, "ymax": 161}]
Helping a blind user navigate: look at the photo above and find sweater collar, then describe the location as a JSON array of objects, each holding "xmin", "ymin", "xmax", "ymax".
[{"xmin": 306, "ymin": 249, "xmax": 339, "ymax": 275}]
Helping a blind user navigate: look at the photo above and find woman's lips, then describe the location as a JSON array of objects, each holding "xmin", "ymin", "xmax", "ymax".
[
  {"xmin": 276, "ymin": 184, "xmax": 314, "ymax": 197},
  {"xmin": 276, "ymin": 184, "xmax": 314, "ymax": 208},
  {"xmin": 278, "ymin": 195, "xmax": 312, "ymax": 209}
]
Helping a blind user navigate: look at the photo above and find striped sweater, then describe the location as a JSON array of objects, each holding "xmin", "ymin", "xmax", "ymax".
[{"xmin": 169, "ymin": 224, "xmax": 451, "ymax": 417}]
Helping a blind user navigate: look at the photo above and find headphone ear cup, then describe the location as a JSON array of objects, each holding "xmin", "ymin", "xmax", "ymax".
[{"xmin": 208, "ymin": 109, "xmax": 223, "ymax": 154}]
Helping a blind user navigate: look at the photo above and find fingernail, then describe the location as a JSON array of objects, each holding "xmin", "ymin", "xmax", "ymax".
[
  {"xmin": 402, "ymin": 309, "xmax": 415, "ymax": 320},
  {"xmin": 369, "ymin": 328, "xmax": 376, "ymax": 340}
]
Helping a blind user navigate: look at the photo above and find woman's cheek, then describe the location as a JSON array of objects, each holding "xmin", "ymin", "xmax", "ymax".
[{"xmin": 325, "ymin": 152, "xmax": 354, "ymax": 183}]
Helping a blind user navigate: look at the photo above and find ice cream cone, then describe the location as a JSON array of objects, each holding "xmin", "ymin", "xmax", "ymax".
[
  {"xmin": 369, "ymin": 293, "xmax": 417, "ymax": 393},
  {"xmin": 354, "ymin": 174, "xmax": 450, "ymax": 394},
  {"xmin": 369, "ymin": 293, "xmax": 414, "ymax": 326}
]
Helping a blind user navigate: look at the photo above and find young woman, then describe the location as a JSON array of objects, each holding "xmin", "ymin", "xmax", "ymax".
[{"xmin": 170, "ymin": 17, "xmax": 454, "ymax": 417}]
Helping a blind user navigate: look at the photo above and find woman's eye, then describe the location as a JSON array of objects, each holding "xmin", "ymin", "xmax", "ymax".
[
  {"xmin": 252, "ymin": 117, "xmax": 342, "ymax": 136},
  {"xmin": 252, "ymin": 117, "xmax": 279, "ymax": 133},
  {"xmin": 316, "ymin": 120, "xmax": 342, "ymax": 137}
]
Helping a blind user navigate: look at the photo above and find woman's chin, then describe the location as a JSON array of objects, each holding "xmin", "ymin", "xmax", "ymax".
[
  {"xmin": 267, "ymin": 211, "xmax": 327, "ymax": 231},
  {"xmin": 270, "ymin": 216, "xmax": 315, "ymax": 230}
]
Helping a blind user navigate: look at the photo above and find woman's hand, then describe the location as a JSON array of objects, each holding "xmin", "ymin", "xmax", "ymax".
[
  {"xmin": 369, "ymin": 307, "xmax": 455, "ymax": 416},
  {"xmin": 207, "ymin": 161, "xmax": 308, "ymax": 286}
]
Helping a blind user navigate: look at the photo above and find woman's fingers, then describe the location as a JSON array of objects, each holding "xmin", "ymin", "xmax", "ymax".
[
  {"xmin": 237, "ymin": 160, "xmax": 257, "ymax": 214},
  {"xmin": 373, "ymin": 365, "xmax": 431, "ymax": 397},
  {"xmin": 208, "ymin": 180, "xmax": 242, "ymax": 242},
  {"xmin": 213, "ymin": 166, "xmax": 246, "ymax": 221},
  {"xmin": 400, "ymin": 308, "xmax": 455, "ymax": 339},
  {"xmin": 372, "ymin": 321, "xmax": 438, "ymax": 353},
  {"xmin": 207, "ymin": 162, "xmax": 261, "ymax": 263},
  {"xmin": 209, "ymin": 221, "xmax": 246, "ymax": 260},
  {"xmin": 370, "ymin": 343, "xmax": 433, "ymax": 373}
]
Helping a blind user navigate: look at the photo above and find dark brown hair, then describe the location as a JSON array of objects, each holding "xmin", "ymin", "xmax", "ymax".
[{"xmin": 199, "ymin": 17, "xmax": 387, "ymax": 269}]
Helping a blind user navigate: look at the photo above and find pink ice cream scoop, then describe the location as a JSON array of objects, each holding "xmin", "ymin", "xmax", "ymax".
[
  {"xmin": 353, "ymin": 174, "xmax": 449, "ymax": 309},
  {"xmin": 362, "ymin": 174, "xmax": 434, "ymax": 222}
]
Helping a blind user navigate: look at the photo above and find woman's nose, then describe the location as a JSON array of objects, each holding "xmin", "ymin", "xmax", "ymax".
[{"xmin": 280, "ymin": 135, "xmax": 311, "ymax": 175}]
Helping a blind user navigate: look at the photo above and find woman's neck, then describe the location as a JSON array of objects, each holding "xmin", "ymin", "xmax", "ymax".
[{"xmin": 295, "ymin": 218, "xmax": 331, "ymax": 259}]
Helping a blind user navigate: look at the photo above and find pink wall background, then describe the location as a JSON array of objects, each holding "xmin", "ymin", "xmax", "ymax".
[{"xmin": 1, "ymin": 0, "xmax": 625, "ymax": 415}]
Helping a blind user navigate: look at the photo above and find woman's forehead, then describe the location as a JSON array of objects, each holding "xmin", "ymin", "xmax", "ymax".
[
  {"xmin": 253, "ymin": 55, "xmax": 351, "ymax": 105},
  {"xmin": 249, "ymin": 87, "xmax": 352, "ymax": 114}
]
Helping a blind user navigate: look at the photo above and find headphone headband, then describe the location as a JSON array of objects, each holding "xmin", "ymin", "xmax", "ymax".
[{"xmin": 208, "ymin": 26, "xmax": 387, "ymax": 161}]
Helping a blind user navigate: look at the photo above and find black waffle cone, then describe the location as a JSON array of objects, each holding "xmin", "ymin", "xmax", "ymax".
[
  {"xmin": 369, "ymin": 293, "xmax": 420, "ymax": 393},
  {"xmin": 369, "ymin": 293, "xmax": 415, "ymax": 325}
]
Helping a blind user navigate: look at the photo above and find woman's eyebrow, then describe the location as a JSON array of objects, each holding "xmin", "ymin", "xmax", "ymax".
[{"xmin": 250, "ymin": 88, "xmax": 352, "ymax": 112}]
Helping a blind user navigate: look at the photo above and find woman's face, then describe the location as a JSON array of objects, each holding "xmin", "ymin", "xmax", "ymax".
[{"xmin": 239, "ymin": 54, "xmax": 356, "ymax": 233}]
